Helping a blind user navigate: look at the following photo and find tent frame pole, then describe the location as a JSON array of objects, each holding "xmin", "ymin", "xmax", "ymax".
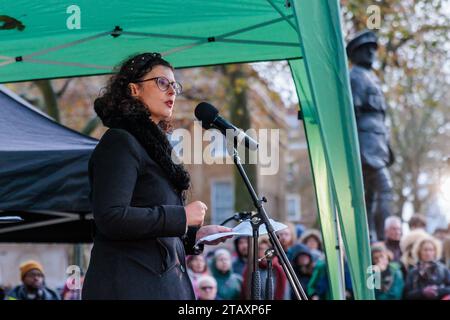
[
  {"xmin": 0, "ymin": 15, "xmax": 300, "ymax": 74},
  {"xmin": 0, "ymin": 210, "xmax": 91, "ymax": 235}
]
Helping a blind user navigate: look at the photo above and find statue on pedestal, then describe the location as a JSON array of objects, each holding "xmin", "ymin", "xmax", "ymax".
[{"xmin": 347, "ymin": 30, "xmax": 395, "ymax": 242}]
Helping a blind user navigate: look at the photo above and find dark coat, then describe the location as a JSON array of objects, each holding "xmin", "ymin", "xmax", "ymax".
[
  {"xmin": 404, "ymin": 261, "xmax": 450, "ymax": 300},
  {"xmin": 82, "ymin": 128, "xmax": 199, "ymax": 300},
  {"xmin": 374, "ymin": 263, "xmax": 404, "ymax": 300},
  {"xmin": 290, "ymin": 244, "xmax": 314, "ymax": 298},
  {"xmin": 6, "ymin": 285, "xmax": 60, "ymax": 300}
]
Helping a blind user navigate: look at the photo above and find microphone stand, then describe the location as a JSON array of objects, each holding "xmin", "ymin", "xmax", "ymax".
[
  {"xmin": 231, "ymin": 147, "xmax": 308, "ymax": 300},
  {"xmin": 262, "ymin": 249, "xmax": 275, "ymax": 300},
  {"xmin": 251, "ymin": 213, "xmax": 261, "ymax": 300},
  {"xmin": 219, "ymin": 211, "xmax": 253, "ymax": 226}
]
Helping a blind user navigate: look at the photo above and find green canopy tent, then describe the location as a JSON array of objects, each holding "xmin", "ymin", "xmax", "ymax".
[{"xmin": 0, "ymin": 0, "xmax": 374, "ymax": 300}]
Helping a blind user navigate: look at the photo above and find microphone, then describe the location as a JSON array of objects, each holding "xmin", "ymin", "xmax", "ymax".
[{"xmin": 194, "ymin": 102, "xmax": 258, "ymax": 151}]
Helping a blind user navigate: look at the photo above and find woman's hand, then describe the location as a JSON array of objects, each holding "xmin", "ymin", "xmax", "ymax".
[
  {"xmin": 185, "ymin": 201, "xmax": 207, "ymax": 227},
  {"xmin": 195, "ymin": 225, "xmax": 233, "ymax": 245}
]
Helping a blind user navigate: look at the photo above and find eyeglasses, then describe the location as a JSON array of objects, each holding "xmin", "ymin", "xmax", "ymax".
[
  {"xmin": 200, "ymin": 286, "xmax": 214, "ymax": 291},
  {"xmin": 135, "ymin": 76, "xmax": 183, "ymax": 95}
]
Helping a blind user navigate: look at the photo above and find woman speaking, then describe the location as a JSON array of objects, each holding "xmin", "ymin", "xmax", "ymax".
[{"xmin": 82, "ymin": 52, "xmax": 230, "ymax": 300}]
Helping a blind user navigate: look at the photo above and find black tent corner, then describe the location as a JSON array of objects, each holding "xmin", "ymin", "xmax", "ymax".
[{"xmin": 0, "ymin": 85, "xmax": 98, "ymax": 243}]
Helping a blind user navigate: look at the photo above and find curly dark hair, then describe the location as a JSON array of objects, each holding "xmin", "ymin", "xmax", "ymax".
[
  {"xmin": 94, "ymin": 52, "xmax": 191, "ymax": 197},
  {"xmin": 94, "ymin": 52, "xmax": 173, "ymax": 132}
]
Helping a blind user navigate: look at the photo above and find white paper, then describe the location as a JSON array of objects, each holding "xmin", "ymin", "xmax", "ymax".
[{"xmin": 196, "ymin": 218, "xmax": 287, "ymax": 245}]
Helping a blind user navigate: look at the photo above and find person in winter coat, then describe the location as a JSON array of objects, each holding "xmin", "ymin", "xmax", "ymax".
[
  {"xmin": 307, "ymin": 258, "xmax": 353, "ymax": 300},
  {"xmin": 209, "ymin": 248, "xmax": 243, "ymax": 300},
  {"xmin": 6, "ymin": 260, "xmax": 60, "ymax": 300},
  {"xmin": 81, "ymin": 52, "xmax": 231, "ymax": 300},
  {"xmin": 404, "ymin": 236, "xmax": 450, "ymax": 300},
  {"xmin": 371, "ymin": 244, "xmax": 404, "ymax": 300},
  {"xmin": 186, "ymin": 254, "xmax": 209, "ymax": 299},
  {"xmin": 232, "ymin": 236, "xmax": 248, "ymax": 276},
  {"xmin": 400, "ymin": 229, "xmax": 429, "ymax": 278},
  {"xmin": 290, "ymin": 244, "xmax": 315, "ymax": 299}
]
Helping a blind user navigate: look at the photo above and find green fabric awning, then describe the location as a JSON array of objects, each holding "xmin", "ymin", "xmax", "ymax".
[
  {"xmin": 1, "ymin": 0, "xmax": 303, "ymax": 81},
  {"xmin": 0, "ymin": 0, "xmax": 374, "ymax": 299}
]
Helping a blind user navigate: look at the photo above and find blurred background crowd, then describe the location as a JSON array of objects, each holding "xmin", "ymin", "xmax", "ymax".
[{"xmin": 2, "ymin": 215, "xmax": 449, "ymax": 300}]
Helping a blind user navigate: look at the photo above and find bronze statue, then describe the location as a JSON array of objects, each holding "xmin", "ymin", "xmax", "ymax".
[{"xmin": 347, "ymin": 30, "xmax": 394, "ymax": 242}]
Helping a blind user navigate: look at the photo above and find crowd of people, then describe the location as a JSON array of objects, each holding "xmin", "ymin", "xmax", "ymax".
[
  {"xmin": 185, "ymin": 215, "xmax": 450, "ymax": 300},
  {"xmin": 1, "ymin": 214, "xmax": 449, "ymax": 300}
]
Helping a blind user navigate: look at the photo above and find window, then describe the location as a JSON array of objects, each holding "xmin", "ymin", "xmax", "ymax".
[
  {"xmin": 211, "ymin": 181, "xmax": 234, "ymax": 225},
  {"xmin": 286, "ymin": 194, "xmax": 301, "ymax": 221}
]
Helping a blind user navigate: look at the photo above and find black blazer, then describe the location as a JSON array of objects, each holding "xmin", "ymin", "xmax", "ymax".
[{"xmin": 82, "ymin": 128, "xmax": 198, "ymax": 300}]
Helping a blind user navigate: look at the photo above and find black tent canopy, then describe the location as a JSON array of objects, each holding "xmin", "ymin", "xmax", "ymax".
[{"xmin": 0, "ymin": 85, "xmax": 97, "ymax": 242}]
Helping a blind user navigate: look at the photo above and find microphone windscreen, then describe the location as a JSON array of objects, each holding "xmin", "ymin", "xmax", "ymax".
[{"xmin": 195, "ymin": 102, "xmax": 218, "ymax": 129}]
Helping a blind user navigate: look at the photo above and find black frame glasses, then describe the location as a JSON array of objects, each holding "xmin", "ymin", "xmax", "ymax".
[{"xmin": 135, "ymin": 76, "xmax": 183, "ymax": 95}]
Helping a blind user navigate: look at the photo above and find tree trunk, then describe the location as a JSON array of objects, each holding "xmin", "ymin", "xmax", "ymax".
[
  {"xmin": 34, "ymin": 79, "xmax": 60, "ymax": 122},
  {"xmin": 82, "ymin": 116, "xmax": 100, "ymax": 135},
  {"xmin": 225, "ymin": 65, "xmax": 258, "ymax": 212}
]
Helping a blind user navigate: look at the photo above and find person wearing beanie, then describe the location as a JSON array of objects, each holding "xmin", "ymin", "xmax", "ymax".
[{"xmin": 6, "ymin": 260, "xmax": 60, "ymax": 300}]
